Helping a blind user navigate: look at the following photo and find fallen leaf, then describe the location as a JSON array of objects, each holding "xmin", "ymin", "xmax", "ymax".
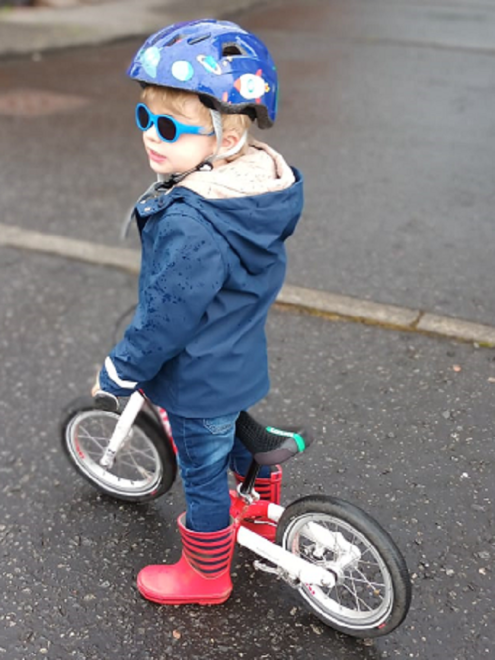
[{"xmin": 310, "ymin": 623, "xmax": 323, "ymax": 635}]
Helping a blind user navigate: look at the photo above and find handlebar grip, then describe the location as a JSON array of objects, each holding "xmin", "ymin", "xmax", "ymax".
[{"xmin": 93, "ymin": 390, "xmax": 119, "ymax": 412}]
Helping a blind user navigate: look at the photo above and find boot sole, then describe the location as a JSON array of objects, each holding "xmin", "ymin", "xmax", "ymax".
[{"xmin": 137, "ymin": 586, "xmax": 232, "ymax": 606}]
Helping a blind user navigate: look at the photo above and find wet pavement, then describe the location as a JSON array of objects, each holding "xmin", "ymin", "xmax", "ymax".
[
  {"xmin": 1, "ymin": 248, "xmax": 495, "ymax": 659},
  {"xmin": 1, "ymin": 0, "xmax": 495, "ymax": 658}
]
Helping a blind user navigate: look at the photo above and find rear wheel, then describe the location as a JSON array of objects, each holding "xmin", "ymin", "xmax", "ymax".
[
  {"xmin": 61, "ymin": 397, "xmax": 177, "ymax": 503},
  {"xmin": 276, "ymin": 495, "xmax": 411, "ymax": 638}
]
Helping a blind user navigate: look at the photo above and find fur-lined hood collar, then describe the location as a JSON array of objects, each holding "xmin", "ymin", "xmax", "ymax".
[{"xmin": 177, "ymin": 138, "xmax": 295, "ymax": 199}]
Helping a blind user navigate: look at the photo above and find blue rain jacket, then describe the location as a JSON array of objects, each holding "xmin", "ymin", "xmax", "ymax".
[{"xmin": 99, "ymin": 158, "xmax": 303, "ymax": 417}]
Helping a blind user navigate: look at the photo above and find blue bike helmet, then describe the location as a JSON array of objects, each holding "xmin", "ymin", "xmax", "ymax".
[{"xmin": 127, "ymin": 19, "xmax": 278, "ymax": 129}]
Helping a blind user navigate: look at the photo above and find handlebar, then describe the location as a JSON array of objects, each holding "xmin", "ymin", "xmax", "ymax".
[{"xmin": 93, "ymin": 390, "xmax": 120, "ymax": 413}]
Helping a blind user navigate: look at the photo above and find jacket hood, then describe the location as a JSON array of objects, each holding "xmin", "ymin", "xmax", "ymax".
[{"xmin": 171, "ymin": 139, "xmax": 304, "ymax": 275}]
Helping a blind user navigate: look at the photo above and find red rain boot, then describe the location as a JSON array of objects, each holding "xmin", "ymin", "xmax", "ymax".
[
  {"xmin": 137, "ymin": 514, "xmax": 236, "ymax": 605},
  {"xmin": 233, "ymin": 466, "xmax": 282, "ymax": 542}
]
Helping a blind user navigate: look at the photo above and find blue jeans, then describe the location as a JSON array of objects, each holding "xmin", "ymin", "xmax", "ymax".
[{"xmin": 167, "ymin": 411, "xmax": 271, "ymax": 533}]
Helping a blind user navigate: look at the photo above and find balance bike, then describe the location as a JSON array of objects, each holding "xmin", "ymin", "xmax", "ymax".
[{"xmin": 61, "ymin": 390, "xmax": 411, "ymax": 638}]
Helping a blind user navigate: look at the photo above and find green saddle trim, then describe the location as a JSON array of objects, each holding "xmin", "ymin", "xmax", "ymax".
[{"xmin": 265, "ymin": 426, "xmax": 306, "ymax": 453}]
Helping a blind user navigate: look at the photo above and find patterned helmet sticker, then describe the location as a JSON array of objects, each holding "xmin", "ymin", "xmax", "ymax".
[
  {"xmin": 171, "ymin": 60, "xmax": 195, "ymax": 82},
  {"xmin": 197, "ymin": 54, "xmax": 222, "ymax": 75},
  {"xmin": 234, "ymin": 70, "xmax": 268, "ymax": 102},
  {"xmin": 141, "ymin": 46, "xmax": 161, "ymax": 78}
]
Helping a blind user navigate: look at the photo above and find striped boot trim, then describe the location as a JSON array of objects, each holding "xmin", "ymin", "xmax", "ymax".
[
  {"xmin": 178, "ymin": 515, "xmax": 235, "ymax": 580},
  {"xmin": 234, "ymin": 465, "xmax": 282, "ymax": 504}
]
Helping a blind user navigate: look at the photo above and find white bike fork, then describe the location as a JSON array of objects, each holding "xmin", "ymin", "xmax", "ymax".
[{"xmin": 99, "ymin": 391, "xmax": 146, "ymax": 469}]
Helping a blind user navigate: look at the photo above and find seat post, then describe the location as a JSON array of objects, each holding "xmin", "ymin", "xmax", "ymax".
[{"xmin": 238, "ymin": 459, "xmax": 262, "ymax": 497}]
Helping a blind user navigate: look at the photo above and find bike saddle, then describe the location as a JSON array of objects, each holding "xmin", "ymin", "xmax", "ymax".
[{"xmin": 235, "ymin": 411, "xmax": 314, "ymax": 466}]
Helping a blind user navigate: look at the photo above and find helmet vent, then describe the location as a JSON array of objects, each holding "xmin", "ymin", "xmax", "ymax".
[
  {"xmin": 222, "ymin": 43, "xmax": 246, "ymax": 57},
  {"xmin": 187, "ymin": 33, "xmax": 211, "ymax": 45},
  {"xmin": 164, "ymin": 34, "xmax": 185, "ymax": 47}
]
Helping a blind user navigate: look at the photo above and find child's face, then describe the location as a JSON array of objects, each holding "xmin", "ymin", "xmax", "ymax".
[{"xmin": 140, "ymin": 95, "xmax": 216, "ymax": 176}]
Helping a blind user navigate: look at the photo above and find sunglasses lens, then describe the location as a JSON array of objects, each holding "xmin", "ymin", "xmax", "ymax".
[
  {"xmin": 136, "ymin": 104, "xmax": 150, "ymax": 130},
  {"xmin": 157, "ymin": 116, "xmax": 177, "ymax": 142}
]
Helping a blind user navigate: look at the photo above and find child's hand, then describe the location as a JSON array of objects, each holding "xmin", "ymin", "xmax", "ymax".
[{"xmin": 91, "ymin": 374, "xmax": 101, "ymax": 398}]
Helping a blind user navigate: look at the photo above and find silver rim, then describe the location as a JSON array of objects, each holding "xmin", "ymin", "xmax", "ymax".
[
  {"xmin": 282, "ymin": 513, "xmax": 394, "ymax": 631},
  {"xmin": 65, "ymin": 410, "xmax": 163, "ymax": 498}
]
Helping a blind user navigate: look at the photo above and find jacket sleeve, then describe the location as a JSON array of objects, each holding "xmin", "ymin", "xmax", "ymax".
[{"xmin": 98, "ymin": 210, "xmax": 227, "ymax": 396}]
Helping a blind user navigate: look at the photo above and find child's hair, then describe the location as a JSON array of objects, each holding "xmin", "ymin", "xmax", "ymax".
[{"xmin": 142, "ymin": 85, "xmax": 252, "ymax": 160}]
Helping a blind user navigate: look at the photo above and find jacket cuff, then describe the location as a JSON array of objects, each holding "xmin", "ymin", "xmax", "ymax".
[{"xmin": 99, "ymin": 356, "xmax": 139, "ymax": 397}]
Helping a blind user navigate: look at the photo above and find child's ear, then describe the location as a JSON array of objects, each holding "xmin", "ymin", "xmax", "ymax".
[{"xmin": 220, "ymin": 131, "xmax": 241, "ymax": 154}]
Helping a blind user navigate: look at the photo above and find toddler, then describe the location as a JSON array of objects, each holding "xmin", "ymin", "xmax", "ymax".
[{"xmin": 93, "ymin": 18, "xmax": 304, "ymax": 605}]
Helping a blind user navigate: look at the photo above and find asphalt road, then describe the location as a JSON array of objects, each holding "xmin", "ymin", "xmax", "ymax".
[
  {"xmin": 1, "ymin": 249, "xmax": 494, "ymax": 659},
  {"xmin": 1, "ymin": 0, "xmax": 494, "ymax": 325},
  {"xmin": 1, "ymin": 0, "xmax": 495, "ymax": 658}
]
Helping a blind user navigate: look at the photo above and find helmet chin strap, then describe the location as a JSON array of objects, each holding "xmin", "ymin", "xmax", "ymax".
[
  {"xmin": 206, "ymin": 108, "xmax": 248, "ymax": 162},
  {"xmin": 156, "ymin": 109, "xmax": 247, "ymax": 187}
]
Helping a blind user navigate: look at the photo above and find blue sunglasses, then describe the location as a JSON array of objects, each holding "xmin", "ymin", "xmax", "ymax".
[{"xmin": 135, "ymin": 103, "xmax": 214, "ymax": 143}]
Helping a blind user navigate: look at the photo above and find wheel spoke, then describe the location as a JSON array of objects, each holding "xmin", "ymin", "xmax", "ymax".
[
  {"xmin": 77, "ymin": 431, "xmax": 109, "ymax": 451},
  {"xmin": 113, "ymin": 457, "xmax": 148, "ymax": 472},
  {"xmin": 339, "ymin": 580, "xmax": 374, "ymax": 612},
  {"xmin": 83, "ymin": 448, "xmax": 106, "ymax": 460},
  {"xmin": 349, "ymin": 572, "xmax": 362, "ymax": 612},
  {"xmin": 358, "ymin": 558, "xmax": 382, "ymax": 568},
  {"xmin": 119, "ymin": 449, "xmax": 155, "ymax": 478},
  {"xmin": 360, "ymin": 546, "xmax": 382, "ymax": 565},
  {"xmin": 347, "ymin": 572, "xmax": 386, "ymax": 591},
  {"xmin": 135, "ymin": 465, "xmax": 154, "ymax": 479},
  {"xmin": 119, "ymin": 445, "xmax": 156, "ymax": 461}
]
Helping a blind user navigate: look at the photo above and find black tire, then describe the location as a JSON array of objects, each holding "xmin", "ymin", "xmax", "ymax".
[
  {"xmin": 60, "ymin": 396, "xmax": 177, "ymax": 503},
  {"xmin": 276, "ymin": 495, "xmax": 411, "ymax": 638}
]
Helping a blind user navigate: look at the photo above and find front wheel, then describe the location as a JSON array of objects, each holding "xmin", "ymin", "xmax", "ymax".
[
  {"xmin": 276, "ymin": 495, "xmax": 411, "ymax": 638},
  {"xmin": 60, "ymin": 397, "xmax": 177, "ymax": 503}
]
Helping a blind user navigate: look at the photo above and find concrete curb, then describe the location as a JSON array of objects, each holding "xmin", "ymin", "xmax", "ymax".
[
  {"xmin": 2, "ymin": 223, "xmax": 495, "ymax": 347},
  {"xmin": 0, "ymin": 223, "xmax": 141, "ymax": 273},
  {"xmin": 276, "ymin": 285, "xmax": 495, "ymax": 347}
]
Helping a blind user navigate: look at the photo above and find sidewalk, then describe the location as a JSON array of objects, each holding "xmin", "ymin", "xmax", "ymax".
[{"xmin": 0, "ymin": 0, "xmax": 278, "ymax": 57}]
